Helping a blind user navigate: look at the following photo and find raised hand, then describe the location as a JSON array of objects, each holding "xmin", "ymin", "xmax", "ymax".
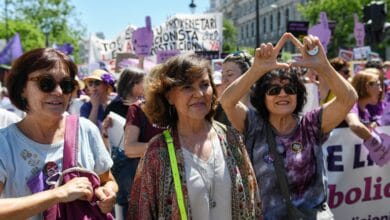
[
  {"xmin": 251, "ymin": 32, "xmax": 290, "ymax": 74},
  {"xmin": 354, "ymin": 13, "xmax": 365, "ymax": 47},
  {"xmin": 132, "ymin": 16, "xmax": 154, "ymax": 57},
  {"xmin": 288, "ymin": 34, "xmax": 329, "ymax": 72}
]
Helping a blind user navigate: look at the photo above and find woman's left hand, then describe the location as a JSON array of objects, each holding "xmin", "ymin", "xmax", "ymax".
[
  {"xmin": 288, "ymin": 34, "xmax": 330, "ymax": 72},
  {"xmin": 95, "ymin": 186, "xmax": 116, "ymax": 213}
]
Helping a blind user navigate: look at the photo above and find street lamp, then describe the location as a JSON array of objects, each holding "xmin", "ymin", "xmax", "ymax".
[
  {"xmin": 189, "ymin": 0, "xmax": 196, "ymax": 14},
  {"xmin": 41, "ymin": 19, "xmax": 51, "ymax": 47}
]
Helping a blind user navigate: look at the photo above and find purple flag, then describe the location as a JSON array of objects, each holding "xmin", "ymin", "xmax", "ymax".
[
  {"xmin": 55, "ymin": 43, "xmax": 74, "ymax": 55},
  {"xmin": 0, "ymin": 33, "xmax": 23, "ymax": 65}
]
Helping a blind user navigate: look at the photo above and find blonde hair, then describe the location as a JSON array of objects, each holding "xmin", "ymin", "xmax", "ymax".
[{"xmin": 351, "ymin": 70, "xmax": 379, "ymax": 99}]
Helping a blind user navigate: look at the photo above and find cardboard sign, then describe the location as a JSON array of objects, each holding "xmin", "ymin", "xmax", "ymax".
[
  {"xmin": 156, "ymin": 50, "xmax": 180, "ymax": 64},
  {"xmin": 132, "ymin": 16, "xmax": 154, "ymax": 57},
  {"xmin": 338, "ymin": 49, "xmax": 354, "ymax": 61},
  {"xmin": 354, "ymin": 14, "xmax": 365, "ymax": 47},
  {"xmin": 308, "ymin": 12, "xmax": 331, "ymax": 53},
  {"xmin": 353, "ymin": 46, "xmax": 371, "ymax": 60}
]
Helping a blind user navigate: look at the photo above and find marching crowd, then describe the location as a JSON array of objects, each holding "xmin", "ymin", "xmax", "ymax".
[{"xmin": 0, "ymin": 33, "xmax": 388, "ymax": 220}]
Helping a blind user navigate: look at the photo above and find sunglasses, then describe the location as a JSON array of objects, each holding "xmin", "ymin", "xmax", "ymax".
[
  {"xmin": 87, "ymin": 80, "xmax": 102, "ymax": 87},
  {"xmin": 266, "ymin": 84, "xmax": 297, "ymax": 96},
  {"xmin": 28, "ymin": 74, "xmax": 76, "ymax": 94}
]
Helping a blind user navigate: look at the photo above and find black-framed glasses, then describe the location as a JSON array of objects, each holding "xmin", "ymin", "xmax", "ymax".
[
  {"xmin": 28, "ymin": 74, "xmax": 76, "ymax": 94},
  {"xmin": 87, "ymin": 80, "xmax": 102, "ymax": 87},
  {"xmin": 266, "ymin": 84, "xmax": 297, "ymax": 96}
]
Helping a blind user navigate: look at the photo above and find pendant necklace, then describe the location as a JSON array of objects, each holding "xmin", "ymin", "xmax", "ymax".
[{"xmin": 193, "ymin": 138, "xmax": 217, "ymax": 209}]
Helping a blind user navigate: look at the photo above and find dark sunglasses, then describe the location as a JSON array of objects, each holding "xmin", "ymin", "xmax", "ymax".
[
  {"xmin": 28, "ymin": 74, "xmax": 76, "ymax": 94},
  {"xmin": 87, "ymin": 80, "xmax": 102, "ymax": 87},
  {"xmin": 266, "ymin": 84, "xmax": 297, "ymax": 96}
]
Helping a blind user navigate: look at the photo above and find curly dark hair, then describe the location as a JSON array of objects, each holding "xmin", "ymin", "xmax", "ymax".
[
  {"xmin": 142, "ymin": 53, "xmax": 218, "ymax": 128},
  {"xmin": 250, "ymin": 68, "xmax": 307, "ymax": 119},
  {"xmin": 7, "ymin": 48, "xmax": 77, "ymax": 111}
]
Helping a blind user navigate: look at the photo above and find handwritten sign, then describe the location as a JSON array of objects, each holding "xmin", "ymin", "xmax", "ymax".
[
  {"xmin": 308, "ymin": 12, "xmax": 331, "ymax": 53},
  {"xmin": 132, "ymin": 16, "xmax": 154, "ymax": 57}
]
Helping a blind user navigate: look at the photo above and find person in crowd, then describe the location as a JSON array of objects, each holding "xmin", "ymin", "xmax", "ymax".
[
  {"xmin": 319, "ymin": 57, "xmax": 350, "ymax": 105},
  {"xmin": 220, "ymin": 33, "xmax": 357, "ymax": 219},
  {"xmin": 128, "ymin": 53, "xmax": 261, "ymax": 219},
  {"xmin": 345, "ymin": 69, "xmax": 383, "ymax": 139},
  {"xmin": 0, "ymin": 107, "xmax": 21, "ymax": 128},
  {"xmin": 214, "ymin": 51, "xmax": 253, "ymax": 126},
  {"xmin": 80, "ymin": 69, "xmax": 115, "ymax": 127},
  {"xmin": 0, "ymin": 48, "xmax": 117, "ymax": 219},
  {"xmin": 67, "ymin": 76, "xmax": 89, "ymax": 116},
  {"xmin": 100, "ymin": 67, "xmax": 148, "ymax": 219}
]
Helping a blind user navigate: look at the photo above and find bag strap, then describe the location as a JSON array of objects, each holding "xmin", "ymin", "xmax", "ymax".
[
  {"xmin": 63, "ymin": 115, "xmax": 79, "ymax": 170},
  {"xmin": 163, "ymin": 130, "xmax": 187, "ymax": 220},
  {"xmin": 265, "ymin": 122, "xmax": 297, "ymax": 218}
]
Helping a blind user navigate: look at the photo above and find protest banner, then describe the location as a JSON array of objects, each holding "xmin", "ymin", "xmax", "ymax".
[
  {"xmin": 353, "ymin": 46, "xmax": 372, "ymax": 60},
  {"xmin": 308, "ymin": 12, "xmax": 331, "ymax": 53},
  {"xmin": 338, "ymin": 49, "xmax": 354, "ymax": 62},
  {"xmin": 351, "ymin": 60, "xmax": 367, "ymax": 76},
  {"xmin": 323, "ymin": 126, "xmax": 390, "ymax": 219},
  {"xmin": 152, "ymin": 13, "xmax": 223, "ymax": 55}
]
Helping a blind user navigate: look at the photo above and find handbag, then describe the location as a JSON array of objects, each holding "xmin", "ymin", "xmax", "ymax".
[
  {"xmin": 44, "ymin": 115, "xmax": 114, "ymax": 220},
  {"xmin": 265, "ymin": 122, "xmax": 316, "ymax": 220}
]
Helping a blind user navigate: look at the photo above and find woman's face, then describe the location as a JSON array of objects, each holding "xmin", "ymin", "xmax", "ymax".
[
  {"xmin": 365, "ymin": 75, "xmax": 382, "ymax": 105},
  {"xmin": 166, "ymin": 71, "xmax": 213, "ymax": 122},
  {"xmin": 265, "ymin": 78, "xmax": 297, "ymax": 117},
  {"xmin": 222, "ymin": 61, "xmax": 242, "ymax": 88},
  {"xmin": 131, "ymin": 79, "xmax": 144, "ymax": 98},
  {"xmin": 85, "ymin": 79, "xmax": 109, "ymax": 96},
  {"xmin": 23, "ymin": 64, "xmax": 74, "ymax": 120}
]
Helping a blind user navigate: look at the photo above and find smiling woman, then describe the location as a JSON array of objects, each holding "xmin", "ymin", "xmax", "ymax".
[
  {"xmin": 0, "ymin": 48, "xmax": 117, "ymax": 219},
  {"xmin": 220, "ymin": 33, "xmax": 357, "ymax": 219},
  {"xmin": 128, "ymin": 53, "xmax": 261, "ymax": 219}
]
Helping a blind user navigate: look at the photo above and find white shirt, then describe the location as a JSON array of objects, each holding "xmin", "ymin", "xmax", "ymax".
[{"xmin": 182, "ymin": 135, "xmax": 232, "ymax": 220}]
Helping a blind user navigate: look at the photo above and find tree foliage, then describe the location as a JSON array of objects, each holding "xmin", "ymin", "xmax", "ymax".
[
  {"xmin": 297, "ymin": 0, "xmax": 390, "ymax": 58},
  {"xmin": 222, "ymin": 18, "xmax": 238, "ymax": 54},
  {"xmin": 0, "ymin": 0, "xmax": 85, "ymax": 62}
]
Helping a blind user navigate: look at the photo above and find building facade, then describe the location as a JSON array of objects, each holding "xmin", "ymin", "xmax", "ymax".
[{"xmin": 210, "ymin": 0, "xmax": 309, "ymax": 51}]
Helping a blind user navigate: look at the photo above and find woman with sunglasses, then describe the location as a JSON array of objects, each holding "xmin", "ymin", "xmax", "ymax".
[
  {"xmin": 345, "ymin": 69, "xmax": 389, "ymax": 166},
  {"xmin": 81, "ymin": 69, "xmax": 116, "ymax": 127},
  {"xmin": 220, "ymin": 33, "xmax": 357, "ymax": 219},
  {"xmin": 0, "ymin": 48, "xmax": 117, "ymax": 219}
]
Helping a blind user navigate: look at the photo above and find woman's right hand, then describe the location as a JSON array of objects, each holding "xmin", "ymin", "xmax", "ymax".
[
  {"xmin": 251, "ymin": 32, "xmax": 290, "ymax": 75},
  {"xmin": 54, "ymin": 177, "xmax": 93, "ymax": 203}
]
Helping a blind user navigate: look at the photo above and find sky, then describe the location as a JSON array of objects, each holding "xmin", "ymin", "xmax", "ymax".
[{"xmin": 70, "ymin": 0, "xmax": 210, "ymax": 40}]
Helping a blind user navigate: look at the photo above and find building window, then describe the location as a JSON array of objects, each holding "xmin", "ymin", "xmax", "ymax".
[
  {"xmin": 263, "ymin": 17, "xmax": 266, "ymax": 33},
  {"xmin": 270, "ymin": 15, "xmax": 273, "ymax": 31},
  {"xmin": 241, "ymin": 26, "xmax": 244, "ymax": 41},
  {"xmin": 277, "ymin": 11, "xmax": 281, "ymax": 28}
]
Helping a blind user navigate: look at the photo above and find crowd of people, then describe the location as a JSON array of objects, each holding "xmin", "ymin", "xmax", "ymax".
[{"xmin": 0, "ymin": 33, "xmax": 388, "ymax": 219}]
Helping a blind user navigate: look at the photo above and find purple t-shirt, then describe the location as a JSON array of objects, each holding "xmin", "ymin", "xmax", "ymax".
[
  {"xmin": 244, "ymin": 107, "xmax": 329, "ymax": 219},
  {"xmin": 349, "ymin": 103, "xmax": 372, "ymax": 125}
]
